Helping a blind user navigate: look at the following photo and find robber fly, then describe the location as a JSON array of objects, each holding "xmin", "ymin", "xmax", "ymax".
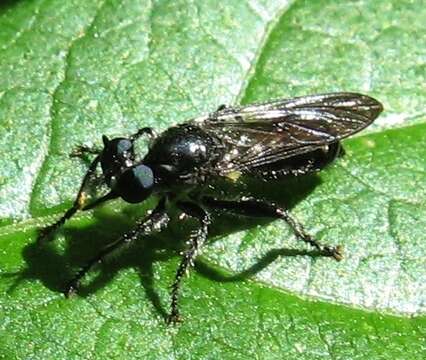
[{"xmin": 37, "ymin": 92, "xmax": 383, "ymax": 323}]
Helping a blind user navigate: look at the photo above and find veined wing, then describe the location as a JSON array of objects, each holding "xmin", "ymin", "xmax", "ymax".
[{"xmin": 196, "ymin": 92, "xmax": 383, "ymax": 174}]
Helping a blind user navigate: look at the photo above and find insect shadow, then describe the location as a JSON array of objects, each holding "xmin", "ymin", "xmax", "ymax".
[
  {"xmin": 0, "ymin": 0, "xmax": 22, "ymax": 12},
  {"xmin": 14, "ymin": 173, "xmax": 324, "ymax": 320}
]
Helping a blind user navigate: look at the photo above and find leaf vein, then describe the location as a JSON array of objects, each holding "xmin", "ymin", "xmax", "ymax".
[{"xmin": 238, "ymin": 0, "xmax": 298, "ymax": 103}]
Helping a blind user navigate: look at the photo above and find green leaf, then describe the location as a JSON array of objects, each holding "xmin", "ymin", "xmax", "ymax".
[{"xmin": 1, "ymin": 0, "xmax": 425, "ymax": 358}]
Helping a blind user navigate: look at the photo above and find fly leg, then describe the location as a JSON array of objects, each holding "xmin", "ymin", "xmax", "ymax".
[
  {"xmin": 64, "ymin": 198, "xmax": 169, "ymax": 296},
  {"xmin": 130, "ymin": 127, "xmax": 156, "ymax": 141},
  {"xmin": 168, "ymin": 202, "xmax": 210, "ymax": 324},
  {"xmin": 69, "ymin": 145, "xmax": 102, "ymax": 158},
  {"xmin": 203, "ymin": 197, "xmax": 342, "ymax": 261},
  {"xmin": 38, "ymin": 191, "xmax": 115, "ymax": 244},
  {"xmin": 37, "ymin": 156, "xmax": 117, "ymax": 244}
]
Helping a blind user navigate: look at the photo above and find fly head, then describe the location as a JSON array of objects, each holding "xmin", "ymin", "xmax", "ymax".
[{"xmin": 100, "ymin": 135, "xmax": 135, "ymax": 186}]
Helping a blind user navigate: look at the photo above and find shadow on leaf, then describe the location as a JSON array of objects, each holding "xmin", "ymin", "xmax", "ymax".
[
  {"xmin": 195, "ymin": 248, "xmax": 329, "ymax": 283},
  {"xmin": 13, "ymin": 174, "xmax": 326, "ymax": 320},
  {"xmin": 0, "ymin": 0, "xmax": 21, "ymax": 13}
]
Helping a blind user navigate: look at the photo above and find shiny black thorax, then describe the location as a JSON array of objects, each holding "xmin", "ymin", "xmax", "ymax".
[{"xmin": 143, "ymin": 124, "xmax": 223, "ymax": 187}]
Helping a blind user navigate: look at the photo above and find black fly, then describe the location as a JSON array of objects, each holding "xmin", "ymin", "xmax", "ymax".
[{"xmin": 37, "ymin": 92, "xmax": 383, "ymax": 323}]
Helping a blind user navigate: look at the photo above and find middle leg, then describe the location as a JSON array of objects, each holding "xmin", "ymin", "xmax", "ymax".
[{"xmin": 168, "ymin": 201, "xmax": 211, "ymax": 324}]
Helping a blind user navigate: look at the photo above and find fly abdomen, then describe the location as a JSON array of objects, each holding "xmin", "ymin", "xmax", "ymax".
[{"xmin": 250, "ymin": 142, "xmax": 343, "ymax": 179}]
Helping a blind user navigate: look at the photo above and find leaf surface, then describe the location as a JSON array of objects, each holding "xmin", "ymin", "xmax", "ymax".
[{"xmin": 0, "ymin": 1, "xmax": 425, "ymax": 358}]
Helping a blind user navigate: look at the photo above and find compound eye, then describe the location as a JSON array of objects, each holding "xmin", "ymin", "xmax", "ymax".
[
  {"xmin": 115, "ymin": 164, "xmax": 154, "ymax": 203},
  {"xmin": 116, "ymin": 139, "xmax": 133, "ymax": 156},
  {"xmin": 132, "ymin": 164, "xmax": 154, "ymax": 189}
]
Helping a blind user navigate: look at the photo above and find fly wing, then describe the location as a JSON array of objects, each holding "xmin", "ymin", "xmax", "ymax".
[{"xmin": 197, "ymin": 92, "xmax": 383, "ymax": 174}]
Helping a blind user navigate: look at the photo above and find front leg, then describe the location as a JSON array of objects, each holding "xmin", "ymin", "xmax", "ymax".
[
  {"xmin": 130, "ymin": 127, "xmax": 156, "ymax": 141},
  {"xmin": 69, "ymin": 145, "xmax": 102, "ymax": 159},
  {"xmin": 202, "ymin": 197, "xmax": 342, "ymax": 261},
  {"xmin": 37, "ymin": 155, "xmax": 106, "ymax": 244},
  {"xmin": 168, "ymin": 202, "xmax": 210, "ymax": 324}
]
